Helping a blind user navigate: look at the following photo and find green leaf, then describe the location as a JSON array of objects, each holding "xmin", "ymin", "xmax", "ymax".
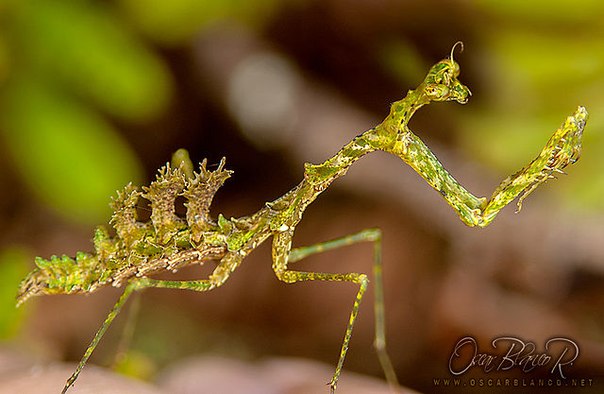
[
  {"xmin": 14, "ymin": 0, "xmax": 172, "ymax": 121},
  {"xmin": 0, "ymin": 78, "xmax": 143, "ymax": 223}
]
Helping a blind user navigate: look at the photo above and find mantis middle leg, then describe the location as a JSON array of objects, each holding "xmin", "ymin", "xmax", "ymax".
[{"xmin": 272, "ymin": 227, "xmax": 397, "ymax": 392}]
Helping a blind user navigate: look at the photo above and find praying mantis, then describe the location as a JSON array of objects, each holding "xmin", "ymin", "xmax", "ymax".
[{"xmin": 16, "ymin": 44, "xmax": 587, "ymax": 393}]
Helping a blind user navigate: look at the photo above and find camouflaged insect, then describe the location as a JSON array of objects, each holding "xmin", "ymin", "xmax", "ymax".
[{"xmin": 16, "ymin": 43, "xmax": 588, "ymax": 394}]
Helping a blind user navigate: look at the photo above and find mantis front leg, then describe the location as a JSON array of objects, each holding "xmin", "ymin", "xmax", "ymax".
[
  {"xmin": 273, "ymin": 228, "xmax": 397, "ymax": 392},
  {"xmin": 383, "ymin": 106, "xmax": 587, "ymax": 227}
]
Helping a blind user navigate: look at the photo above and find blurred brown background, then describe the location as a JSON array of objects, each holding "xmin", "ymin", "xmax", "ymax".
[{"xmin": 1, "ymin": 0, "xmax": 604, "ymax": 393}]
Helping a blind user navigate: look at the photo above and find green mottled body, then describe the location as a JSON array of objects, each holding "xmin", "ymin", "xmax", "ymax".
[
  {"xmin": 17, "ymin": 46, "xmax": 587, "ymax": 393},
  {"xmin": 17, "ymin": 158, "xmax": 230, "ymax": 305}
]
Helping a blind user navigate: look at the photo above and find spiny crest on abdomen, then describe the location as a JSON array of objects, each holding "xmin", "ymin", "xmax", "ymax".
[{"xmin": 16, "ymin": 152, "xmax": 232, "ymax": 306}]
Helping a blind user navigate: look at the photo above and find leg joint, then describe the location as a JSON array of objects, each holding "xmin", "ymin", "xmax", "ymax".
[
  {"xmin": 360, "ymin": 228, "xmax": 382, "ymax": 241},
  {"xmin": 276, "ymin": 270, "xmax": 297, "ymax": 283}
]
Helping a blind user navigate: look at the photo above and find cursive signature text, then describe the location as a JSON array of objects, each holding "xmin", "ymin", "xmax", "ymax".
[{"xmin": 448, "ymin": 336, "xmax": 579, "ymax": 378}]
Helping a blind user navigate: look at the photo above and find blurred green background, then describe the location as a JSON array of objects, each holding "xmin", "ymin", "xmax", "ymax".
[{"xmin": 1, "ymin": 0, "xmax": 604, "ymax": 392}]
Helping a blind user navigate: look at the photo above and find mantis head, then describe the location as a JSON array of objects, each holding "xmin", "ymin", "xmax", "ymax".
[{"xmin": 421, "ymin": 42, "xmax": 471, "ymax": 104}]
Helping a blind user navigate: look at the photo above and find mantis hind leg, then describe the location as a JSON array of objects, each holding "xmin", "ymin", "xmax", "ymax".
[
  {"xmin": 61, "ymin": 282, "xmax": 137, "ymax": 394},
  {"xmin": 273, "ymin": 228, "xmax": 398, "ymax": 392},
  {"xmin": 111, "ymin": 291, "xmax": 142, "ymax": 370},
  {"xmin": 62, "ymin": 252, "xmax": 241, "ymax": 393}
]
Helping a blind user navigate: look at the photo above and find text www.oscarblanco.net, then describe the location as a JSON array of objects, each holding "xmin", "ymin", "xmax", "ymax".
[{"xmin": 433, "ymin": 377, "xmax": 593, "ymax": 389}]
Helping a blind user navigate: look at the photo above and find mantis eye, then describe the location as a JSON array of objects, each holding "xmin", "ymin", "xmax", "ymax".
[{"xmin": 425, "ymin": 84, "xmax": 449, "ymax": 100}]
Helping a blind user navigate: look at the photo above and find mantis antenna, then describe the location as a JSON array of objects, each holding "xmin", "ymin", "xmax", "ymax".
[{"xmin": 451, "ymin": 40, "xmax": 464, "ymax": 62}]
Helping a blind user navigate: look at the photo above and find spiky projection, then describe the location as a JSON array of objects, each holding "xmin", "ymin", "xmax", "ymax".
[{"xmin": 16, "ymin": 158, "xmax": 232, "ymax": 305}]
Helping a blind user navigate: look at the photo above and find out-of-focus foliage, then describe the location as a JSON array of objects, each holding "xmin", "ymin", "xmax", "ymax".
[
  {"xmin": 118, "ymin": 0, "xmax": 283, "ymax": 45},
  {"xmin": 0, "ymin": 0, "xmax": 173, "ymax": 223},
  {"xmin": 13, "ymin": 0, "xmax": 172, "ymax": 121},
  {"xmin": 1, "ymin": 78, "xmax": 143, "ymax": 222},
  {"xmin": 0, "ymin": 248, "xmax": 29, "ymax": 339}
]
